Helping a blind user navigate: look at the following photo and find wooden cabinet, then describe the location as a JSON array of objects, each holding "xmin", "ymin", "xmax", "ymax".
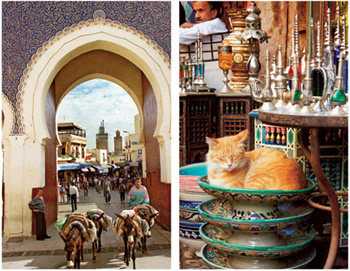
[{"xmin": 180, "ymin": 93, "xmax": 259, "ymax": 166}]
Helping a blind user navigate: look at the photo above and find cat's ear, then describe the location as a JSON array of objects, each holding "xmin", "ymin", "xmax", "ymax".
[
  {"xmin": 236, "ymin": 130, "xmax": 249, "ymax": 143},
  {"xmin": 206, "ymin": 137, "xmax": 219, "ymax": 148}
]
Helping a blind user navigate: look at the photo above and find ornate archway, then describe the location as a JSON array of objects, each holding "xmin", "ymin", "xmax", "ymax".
[{"xmin": 4, "ymin": 13, "xmax": 171, "ymax": 236}]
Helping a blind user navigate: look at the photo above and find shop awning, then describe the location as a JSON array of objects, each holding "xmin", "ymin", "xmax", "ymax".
[
  {"xmin": 130, "ymin": 162, "xmax": 139, "ymax": 167},
  {"xmin": 93, "ymin": 166, "xmax": 109, "ymax": 173},
  {"xmin": 119, "ymin": 161, "xmax": 129, "ymax": 167},
  {"xmin": 57, "ymin": 163, "xmax": 91, "ymax": 171},
  {"xmin": 81, "ymin": 167, "xmax": 95, "ymax": 172}
]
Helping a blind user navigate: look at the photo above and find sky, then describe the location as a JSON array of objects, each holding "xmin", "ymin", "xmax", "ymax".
[{"xmin": 57, "ymin": 79, "xmax": 138, "ymax": 150}]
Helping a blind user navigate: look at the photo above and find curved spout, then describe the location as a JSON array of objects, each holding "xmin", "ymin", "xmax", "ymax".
[{"xmin": 247, "ymin": 77, "xmax": 264, "ymax": 103}]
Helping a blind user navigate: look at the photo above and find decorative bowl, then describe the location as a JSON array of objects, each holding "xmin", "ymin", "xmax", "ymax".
[
  {"xmin": 180, "ymin": 227, "xmax": 201, "ymax": 240},
  {"xmin": 197, "ymin": 176, "xmax": 315, "ymax": 204},
  {"xmin": 198, "ymin": 198, "xmax": 314, "ymax": 232},
  {"xmin": 180, "ymin": 207, "xmax": 206, "ymax": 223},
  {"xmin": 201, "ymin": 245, "xmax": 317, "ymax": 269},
  {"xmin": 180, "ymin": 163, "xmax": 214, "ymax": 202},
  {"xmin": 180, "ymin": 220, "xmax": 203, "ymax": 230},
  {"xmin": 200, "ymin": 222, "xmax": 315, "ymax": 258},
  {"xmin": 180, "ymin": 200, "xmax": 203, "ymax": 210}
]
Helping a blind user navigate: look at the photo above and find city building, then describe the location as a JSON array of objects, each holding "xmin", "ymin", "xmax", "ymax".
[
  {"xmin": 86, "ymin": 148, "xmax": 108, "ymax": 165},
  {"xmin": 57, "ymin": 121, "xmax": 87, "ymax": 162},
  {"xmin": 124, "ymin": 133, "xmax": 142, "ymax": 163}
]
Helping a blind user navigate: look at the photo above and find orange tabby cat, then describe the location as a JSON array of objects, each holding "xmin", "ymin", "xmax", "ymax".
[{"xmin": 206, "ymin": 130, "xmax": 307, "ymax": 190}]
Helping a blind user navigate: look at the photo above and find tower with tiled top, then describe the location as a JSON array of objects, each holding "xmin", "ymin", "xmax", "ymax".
[{"xmin": 96, "ymin": 120, "xmax": 108, "ymax": 152}]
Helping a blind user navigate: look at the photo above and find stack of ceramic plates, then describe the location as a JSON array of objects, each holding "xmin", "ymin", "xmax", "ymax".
[
  {"xmin": 179, "ymin": 163, "xmax": 214, "ymax": 256},
  {"xmin": 197, "ymin": 176, "xmax": 317, "ymax": 269}
]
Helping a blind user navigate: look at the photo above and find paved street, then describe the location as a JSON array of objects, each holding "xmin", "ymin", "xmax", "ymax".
[{"xmin": 2, "ymin": 187, "xmax": 171, "ymax": 269}]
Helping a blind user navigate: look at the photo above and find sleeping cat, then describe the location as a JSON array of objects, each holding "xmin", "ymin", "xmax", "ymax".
[{"xmin": 206, "ymin": 130, "xmax": 307, "ymax": 190}]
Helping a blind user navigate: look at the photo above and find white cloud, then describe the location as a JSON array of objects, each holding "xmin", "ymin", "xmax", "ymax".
[{"xmin": 57, "ymin": 79, "xmax": 138, "ymax": 150}]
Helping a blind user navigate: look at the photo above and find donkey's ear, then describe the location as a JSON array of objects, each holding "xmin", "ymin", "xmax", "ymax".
[
  {"xmin": 115, "ymin": 213, "xmax": 124, "ymax": 220},
  {"xmin": 59, "ymin": 232, "xmax": 67, "ymax": 242},
  {"xmin": 99, "ymin": 213, "xmax": 105, "ymax": 220},
  {"xmin": 150, "ymin": 213, "xmax": 158, "ymax": 219}
]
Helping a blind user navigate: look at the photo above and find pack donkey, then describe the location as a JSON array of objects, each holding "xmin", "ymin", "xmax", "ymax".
[
  {"xmin": 133, "ymin": 205, "xmax": 159, "ymax": 254},
  {"xmin": 58, "ymin": 214, "xmax": 96, "ymax": 269},
  {"xmin": 86, "ymin": 209, "xmax": 112, "ymax": 262},
  {"xmin": 113, "ymin": 210, "xmax": 144, "ymax": 269}
]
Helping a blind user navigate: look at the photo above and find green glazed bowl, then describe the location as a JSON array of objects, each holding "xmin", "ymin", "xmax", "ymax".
[
  {"xmin": 200, "ymin": 222, "xmax": 315, "ymax": 258},
  {"xmin": 201, "ymin": 244, "xmax": 317, "ymax": 269},
  {"xmin": 198, "ymin": 176, "xmax": 315, "ymax": 204}
]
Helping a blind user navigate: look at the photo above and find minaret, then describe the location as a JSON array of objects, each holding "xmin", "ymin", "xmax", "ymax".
[
  {"xmin": 96, "ymin": 120, "xmax": 109, "ymax": 152},
  {"xmin": 114, "ymin": 130, "xmax": 123, "ymax": 156}
]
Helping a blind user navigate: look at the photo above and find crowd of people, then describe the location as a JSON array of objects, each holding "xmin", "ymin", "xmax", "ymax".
[{"xmin": 57, "ymin": 173, "xmax": 150, "ymax": 213}]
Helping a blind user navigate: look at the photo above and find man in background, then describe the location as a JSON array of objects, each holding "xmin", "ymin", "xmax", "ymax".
[
  {"xmin": 28, "ymin": 188, "xmax": 51, "ymax": 241},
  {"xmin": 180, "ymin": 1, "xmax": 227, "ymax": 45}
]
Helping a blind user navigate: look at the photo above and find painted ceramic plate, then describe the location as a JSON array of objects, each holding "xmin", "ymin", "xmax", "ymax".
[
  {"xmin": 180, "ymin": 207, "xmax": 205, "ymax": 223},
  {"xmin": 201, "ymin": 245, "xmax": 317, "ymax": 269},
  {"xmin": 180, "ymin": 163, "xmax": 214, "ymax": 201},
  {"xmin": 180, "ymin": 220, "xmax": 203, "ymax": 229},
  {"xmin": 179, "ymin": 227, "xmax": 201, "ymax": 240},
  {"xmin": 198, "ymin": 176, "xmax": 315, "ymax": 204},
  {"xmin": 200, "ymin": 223, "xmax": 315, "ymax": 258},
  {"xmin": 198, "ymin": 198, "xmax": 314, "ymax": 232},
  {"xmin": 180, "ymin": 200, "xmax": 203, "ymax": 210}
]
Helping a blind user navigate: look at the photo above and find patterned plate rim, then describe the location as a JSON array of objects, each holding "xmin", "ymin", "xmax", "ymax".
[
  {"xmin": 199, "ymin": 222, "xmax": 316, "ymax": 251},
  {"xmin": 197, "ymin": 198, "xmax": 314, "ymax": 224},
  {"xmin": 200, "ymin": 245, "xmax": 317, "ymax": 269},
  {"xmin": 198, "ymin": 176, "xmax": 316, "ymax": 195}
]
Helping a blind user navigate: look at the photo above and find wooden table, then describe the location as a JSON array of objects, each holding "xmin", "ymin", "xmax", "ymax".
[{"xmin": 258, "ymin": 109, "xmax": 348, "ymax": 269}]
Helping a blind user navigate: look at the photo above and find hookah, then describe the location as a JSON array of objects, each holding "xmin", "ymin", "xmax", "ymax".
[
  {"xmin": 329, "ymin": 52, "xmax": 348, "ymax": 115},
  {"xmin": 288, "ymin": 15, "xmax": 303, "ymax": 113},
  {"xmin": 240, "ymin": 1, "xmax": 269, "ymax": 94},
  {"xmin": 340, "ymin": 15, "xmax": 348, "ymax": 95},
  {"xmin": 300, "ymin": 54, "xmax": 315, "ymax": 114},
  {"xmin": 333, "ymin": 6, "xmax": 341, "ymax": 70},
  {"xmin": 273, "ymin": 45, "xmax": 289, "ymax": 109},
  {"xmin": 186, "ymin": 58, "xmax": 193, "ymax": 92},
  {"xmin": 192, "ymin": 32, "xmax": 208, "ymax": 91},
  {"xmin": 310, "ymin": 18, "xmax": 317, "ymax": 71},
  {"xmin": 323, "ymin": 9, "xmax": 336, "ymax": 110},
  {"xmin": 179, "ymin": 56, "xmax": 187, "ymax": 93},
  {"xmin": 255, "ymin": 50, "xmax": 277, "ymax": 111},
  {"xmin": 311, "ymin": 21, "xmax": 328, "ymax": 113}
]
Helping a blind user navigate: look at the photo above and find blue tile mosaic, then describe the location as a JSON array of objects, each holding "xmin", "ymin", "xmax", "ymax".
[{"xmin": 2, "ymin": 1, "xmax": 171, "ymax": 134}]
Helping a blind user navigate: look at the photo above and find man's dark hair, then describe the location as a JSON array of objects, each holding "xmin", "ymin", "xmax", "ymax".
[{"xmin": 207, "ymin": 2, "xmax": 224, "ymax": 18}]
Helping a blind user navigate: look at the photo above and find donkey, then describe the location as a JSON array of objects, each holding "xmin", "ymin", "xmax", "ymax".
[
  {"xmin": 59, "ymin": 214, "xmax": 97, "ymax": 269},
  {"xmin": 133, "ymin": 205, "xmax": 159, "ymax": 254},
  {"xmin": 86, "ymin": 209, "xmax": 112, "ymax": 263},
  {"xmin": 59, "ymin": 226, "xmax": 84, "ymax": 269},
  {"xmin": 113, "ymin": 211, "xmax": 139, "ymax": 269}
]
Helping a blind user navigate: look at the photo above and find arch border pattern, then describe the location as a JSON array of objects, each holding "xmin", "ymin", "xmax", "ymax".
[
  {"xmin": 2, "ymin": 94, "xmax": 16, "ymax": 136},
  {"xmin": 13, "ymin": 15, "xmax": 170, "ymax": 136}
]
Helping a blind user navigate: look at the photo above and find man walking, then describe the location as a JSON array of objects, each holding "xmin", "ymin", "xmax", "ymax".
[
  {"xmin": 69, "ymin": 183, "xmax": 79, "ymax": 212},
  {"xmin": 83, "ymin": 176, "xmax": 89, "ymax": 196},
  {"xmin": 28, "ymin": 187, "xmax": 51, "ymax": 241},
  {"xmin": 103, "ymin": 178, "xmax": 111, "ymax": 203},
  {"xmin": 128, "ymin": 178, "xmax": 150, "ymax": 206}
]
